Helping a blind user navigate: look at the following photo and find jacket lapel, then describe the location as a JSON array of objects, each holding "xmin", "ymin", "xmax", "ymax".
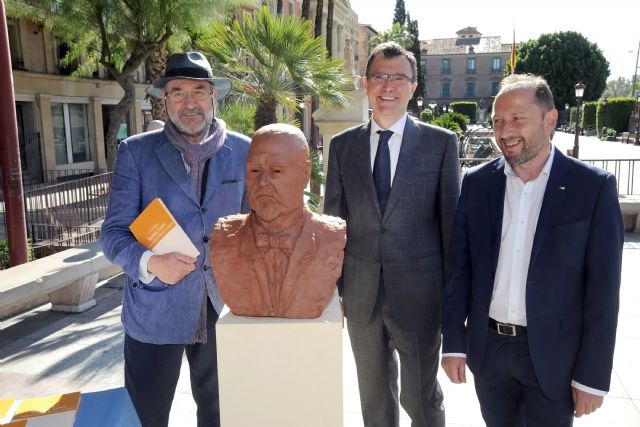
[
  {"xmin": 529, "ymin": 147, "xmax": 571, "ymax": 265},
  {"xmin": 488, "ymin": 158, "xmax": 507, "ymax": 272},
  {"xmin": 155, "ymin": 137, "xmax": 199, "ymax": 204},
  {"xmin": 383, "ymin": 117, "xmax": 420, "ymax": 218},
  {"xmin": 349, "ymin": 122, "xmax": 383, "ymax": 218},
  {"xmin": 201, "ymin": 144, "xmax": 231, "ymax": 206}
]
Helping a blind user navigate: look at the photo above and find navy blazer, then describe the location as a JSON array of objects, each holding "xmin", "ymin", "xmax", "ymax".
[
  {"xmin": 442, "ymin": 147, "xmax": 623, "ymax": 400},
  {"xmin": 100, "ymin": 128, "xmax": 250, "ymax": 344},
  {"xmin": 324, "ymin": 117, "xmax": 461, "ymax": 331}
]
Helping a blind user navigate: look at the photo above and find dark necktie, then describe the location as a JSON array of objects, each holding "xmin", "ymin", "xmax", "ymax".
[{"xmin": 373, "ymin": 130, "xmax": 393, "ymax": 212}]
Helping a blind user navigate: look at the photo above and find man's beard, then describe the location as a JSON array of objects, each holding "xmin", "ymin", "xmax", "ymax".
[
  {"xmin": 501, "ymin": 132, "xmax": 547, "ymax": 167},
  {"xmin": 168, "ymin": 107, "xmax": 214, "ymax": 137}
]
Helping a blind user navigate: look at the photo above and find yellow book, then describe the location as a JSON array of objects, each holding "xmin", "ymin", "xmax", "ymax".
[
  {"xmin": 129, "ymin": 198, "xmax": 200, "ymax": 258},
  {"xmin": 0, "ymin": 398, "xmax": 17, "ymax": 424},
  {"xmin": 5, "ymin": 391, "xmax": 80, "ymax": 427}
]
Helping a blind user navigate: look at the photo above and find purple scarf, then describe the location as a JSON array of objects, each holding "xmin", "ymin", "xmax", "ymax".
[{"xmin": 165, "ymin": 118, "xmax": 226, "ymax": 200}]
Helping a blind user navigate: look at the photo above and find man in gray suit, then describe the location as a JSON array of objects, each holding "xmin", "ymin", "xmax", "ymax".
[{"xmin": 324, "ymin": 42, "xmax": 461, "ymax": 426}]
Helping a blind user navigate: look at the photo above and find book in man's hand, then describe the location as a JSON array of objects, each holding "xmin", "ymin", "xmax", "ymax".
[
  {"xmin": 129, "ymin": 198, "xmax": 200, "ymax": 258},
  {"xmin": 0, "ymin": 391, "xmax": 81, "ymax": 427}
]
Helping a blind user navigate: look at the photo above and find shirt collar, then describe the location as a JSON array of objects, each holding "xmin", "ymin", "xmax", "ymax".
[
  {"xmin": 371, "ymin": 114, "xmax": 408, "ymax": 137},
  {"xmin": 504, "ymin": 144, "xmax": 555, "ymax": 178}
]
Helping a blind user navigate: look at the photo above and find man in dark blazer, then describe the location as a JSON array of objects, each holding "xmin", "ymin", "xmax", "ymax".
[
  {"xmin": 324, "ymin": 42, "xmax": 461, "ymax": 427},
  {"xmin": 442, "ymin": 74, "xmax": 623, "ymax": 427}
]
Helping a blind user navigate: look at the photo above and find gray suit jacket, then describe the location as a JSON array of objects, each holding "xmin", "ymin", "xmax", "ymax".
[{"xmin": 324, "ymin": 117, "xmax": 461, "ymax": 330}]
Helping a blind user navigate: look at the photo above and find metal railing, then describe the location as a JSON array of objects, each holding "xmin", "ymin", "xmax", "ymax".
[
  {"xmin": 0, "ymin": 172, "xmax": 112, "ymax": 258},
  {"xmin": 459, "ymin": 158, "xmax": 639, "ymax": 195}
]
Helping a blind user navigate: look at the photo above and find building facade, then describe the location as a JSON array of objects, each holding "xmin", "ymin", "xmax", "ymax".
[
  {"xmin": 420, "ymin": 27, "xmax": 513, "ymax": 120},
  {"xmin": 7, "ymin": 17, "xmax": 152, "ymax": 184}
]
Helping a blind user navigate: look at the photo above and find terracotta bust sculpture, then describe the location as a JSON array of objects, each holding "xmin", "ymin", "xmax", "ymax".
[{"xmin": 211, "ymin": 124, "xmax": 346, "ymax": 318}]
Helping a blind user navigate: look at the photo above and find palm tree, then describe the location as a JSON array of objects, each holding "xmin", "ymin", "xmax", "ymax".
[
  {"xmin": 325, "ymin": 0, "xmax": 334, "ymax": 57},
  {"xmin": 369, "ymin": 22, "xmax": 413, "ymax": 49},
  {"xmin": 198, "ymin": 7, "xmax": 350, "ymax": 130}
]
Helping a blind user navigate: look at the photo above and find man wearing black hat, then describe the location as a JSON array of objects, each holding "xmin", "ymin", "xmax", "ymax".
[{"xmin": 101, "ymin": 52, "xmax": 249, "ymax": 427}]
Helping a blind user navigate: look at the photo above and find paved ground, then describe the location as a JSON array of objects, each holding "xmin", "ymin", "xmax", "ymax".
[{"xmin": 1, "ymin": 233, "xmax": 639, "ymax": 426}]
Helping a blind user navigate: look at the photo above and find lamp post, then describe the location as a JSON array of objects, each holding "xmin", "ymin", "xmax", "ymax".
[
  {"xmin": 416, "ymin": 96, "xmax": 423, "ymax": 112},
  {"xmin": 565, "ymin": 103, "xmax": 570, "ymax": 128},
  {"xmin": 601, "ymin": 97, "xmax": 608, "ymax": 138},
  {"xmin": 573, "ymin": 82, "xmax": 585, "ymax": 158},
  {"xmin": 635, "ymin": 95, "xmax": 640, "ymax": 145}
]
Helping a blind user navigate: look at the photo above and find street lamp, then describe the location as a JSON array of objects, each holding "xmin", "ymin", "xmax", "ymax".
[
  {"xmin": 635, "ymin": 95, "xmax": 640, "ymax": 145},
  {"xmin": 429, "ymin": 101, "xmax": 437, "ymax": 110},
  {"xmin": 573, "ymin": 82, "xmax": 585, "ymax": 158},
  {"xmin": 565, "ymin": 103, "xmax": 570, "ymax": 128},
  {"xmin": 601, "ymin": 97, "xmax": 608, "ymax": 137},
  {"xmin": 416, "ymin": 96, "xmax": 423, "ymax": 110}
]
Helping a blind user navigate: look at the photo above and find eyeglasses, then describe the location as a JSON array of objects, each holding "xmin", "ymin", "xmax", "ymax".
[
  {"xmin": 366, "ymin": 73, "xmax": 414, "ymax": 85},
  {"xmin": 164, "ymin": 89, "xmax": 213, "ymax": 102}
]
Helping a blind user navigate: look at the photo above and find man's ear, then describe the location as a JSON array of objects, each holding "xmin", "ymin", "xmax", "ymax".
[{"xmin": 304, "ymin": 160, "xmax": 312, "ymax": 185}]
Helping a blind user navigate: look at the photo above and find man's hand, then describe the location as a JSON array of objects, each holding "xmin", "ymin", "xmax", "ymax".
[
  {"xmin": 572, "ymin": 387, "xmax": 604, "ymax": 417},
  {"xmin": 441, "ymin": 356, "xmax": 467, "ymax": 384},
  {"xmin": 147, "ymin": 252, "xmax": 196, "ymax": 285}
]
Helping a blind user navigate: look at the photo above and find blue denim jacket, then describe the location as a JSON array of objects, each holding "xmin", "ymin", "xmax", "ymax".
[{"xmin": 100, "ymin": 129, "xmax": 249, "ymax": 344}]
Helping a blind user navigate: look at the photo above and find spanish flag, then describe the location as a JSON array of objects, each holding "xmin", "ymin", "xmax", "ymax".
[{"xmin": 509, "ymin": 29, "xmax": 517, "ymax": 74}]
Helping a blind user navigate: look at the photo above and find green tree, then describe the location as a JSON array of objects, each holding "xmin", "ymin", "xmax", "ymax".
[
  {"xmin": 198, "ymin": 7, "xmax": 350, "ymax": 130},
  {"xmin": 369, "ymin": 23, "xmax": 412, "ymax": 50},
  {"xmin": 326, "ymin": 0, "xmax": 334, "ymax": 57},
  {"xmin": 7, "ymin": 0, "xmax": 252, "ymax": 168},
  {"xmin": 393, "ymin": 0, "xmax": 406, "ymax": 26},
  {"xmin": 406, "ymin": 14, "xmax": 423, "ymax": 111},
  {"xmin": 515, "ymin": 31, "xmax": 609, "ymax": 109},
  {"xmin": 603, "ymin": 77, "xmax": 633, "ymax": 97}
]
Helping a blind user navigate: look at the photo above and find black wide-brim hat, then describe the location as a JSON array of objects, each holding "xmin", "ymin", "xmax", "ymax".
[{"xmin": 146, "ymin": 51, "xmax": 232, "ymax": 101}]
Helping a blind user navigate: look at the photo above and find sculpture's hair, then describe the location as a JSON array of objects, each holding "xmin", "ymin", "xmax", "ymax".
[{"xmin": 252, "ymin": 123, "xmax": 309, "ymax": 159}]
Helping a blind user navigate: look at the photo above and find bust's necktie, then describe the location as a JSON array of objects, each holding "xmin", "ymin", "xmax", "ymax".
[{"xmin": 373, "ymin": 130, "xmax": 393, "ymax": 212}]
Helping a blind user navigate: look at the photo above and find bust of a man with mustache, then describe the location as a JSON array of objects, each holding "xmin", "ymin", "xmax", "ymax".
[{"xmin": 210, "ymin": 124, "xmax": 346, "ymax": 318}]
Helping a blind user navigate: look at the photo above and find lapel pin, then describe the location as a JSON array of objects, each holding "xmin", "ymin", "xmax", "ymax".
[{"xmin": 559, "ymin": 186, "xmax": 566, "ymax": 190}]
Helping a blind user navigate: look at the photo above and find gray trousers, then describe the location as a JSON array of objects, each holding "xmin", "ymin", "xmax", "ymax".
[{"xmin": 347, "ymin": 284, "xmax": 445, "ymax": 427}]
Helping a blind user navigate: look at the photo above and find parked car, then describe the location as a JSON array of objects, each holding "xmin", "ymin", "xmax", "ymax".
[{"xmin": 459, "ymin": 127, "xmax": 501, "ymax": 166}]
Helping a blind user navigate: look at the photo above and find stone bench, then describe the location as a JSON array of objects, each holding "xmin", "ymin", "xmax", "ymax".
[
  {"xmin": 619, "ymin": 195, "xmax": 640, "ymax": 233},
  {"xmin": 0, "ymin": 240, "xmax": 121, "ymax": 320}
]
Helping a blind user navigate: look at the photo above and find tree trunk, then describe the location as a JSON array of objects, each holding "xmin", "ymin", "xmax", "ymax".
[
  {"xmin": 149, "ymin": 47, "xmax": 168, "ymax": 121},
  {"xmin": 105, "ymin": 75, "xmax": 137, "ymax": 169},
  {"xmin": 254, "ymin": 96, "xmax": 278, "ymax": 130},
  {"xmin": 325, "ymin": 0, "xmax": 334, "ymax": 58},
  {"xmin": 301, "ymin": 0, "xmax": 311, "ymax": 20},
  {"xmin": 276, "ymin": 0, "xmax": 283, "ymax": 14},
  {"xmin": 314, "ymin": 0, "xmax": 323, "ymax": 38}
]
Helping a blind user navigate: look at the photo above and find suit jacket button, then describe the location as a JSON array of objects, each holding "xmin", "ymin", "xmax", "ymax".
[
  {"xmin": 203, "ymin": 235, "xmax": 209, "ymax": 243},
  {"xmin": 482, "ymin": 306, "xmax": 488, "ymax": 313},
  {"xmin": 375, "ymin": 257, "xmax": 381, "ymax": 262},
  {"xmin": 202, "ymin": 265, "xmax": 208, "ymax": 271}
]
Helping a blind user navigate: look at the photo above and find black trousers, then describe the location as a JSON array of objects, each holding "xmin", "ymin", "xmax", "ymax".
[
  {"xmin": 347, "ymin": 282, "xmax": 445, "ymax": 427},
  {"xmin": 124, "ymin": 300, "xmax": 219, "ymax": 427},
  {"xmin": 474, "ymin": 328, "xmax": 574, "ymax": 427}
]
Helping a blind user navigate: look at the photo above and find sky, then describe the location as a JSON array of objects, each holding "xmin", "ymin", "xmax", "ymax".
[{"xmin": 348, "ymin": 0, "xmax": 639, "ymax": 81}]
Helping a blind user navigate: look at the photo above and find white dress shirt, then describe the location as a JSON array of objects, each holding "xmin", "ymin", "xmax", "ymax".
[
  {"xmin": 489, "ymin": 148, "xmax": 554, "ymax": 326},
  {"xmin": 370, "ymin": 115, "xmax": 407, "ymax": 185}
]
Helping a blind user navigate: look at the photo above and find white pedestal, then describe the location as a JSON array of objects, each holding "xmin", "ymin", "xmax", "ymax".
[{"xmin": 216, "ymin": 290, "xmax": 343, "ymax": 427}]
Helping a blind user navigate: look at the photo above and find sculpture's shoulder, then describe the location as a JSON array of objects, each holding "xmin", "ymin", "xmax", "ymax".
[
  {"xmin": 309, "ymin": 211, "xmax": 346, "ymax": 249},
  {"xmin": 211, "ymin": 213, "xmax": 249, "ymax": 248}
]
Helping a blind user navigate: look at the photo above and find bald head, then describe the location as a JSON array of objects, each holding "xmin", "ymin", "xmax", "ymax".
[{"xmin": 247, "ymin": 124, "xmax": 312, "ymax": 227}]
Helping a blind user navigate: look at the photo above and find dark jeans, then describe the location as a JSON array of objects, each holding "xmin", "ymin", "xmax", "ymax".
[{"xmin": 124, "ymin": 301, "xmax": 219, "ymax": 427}]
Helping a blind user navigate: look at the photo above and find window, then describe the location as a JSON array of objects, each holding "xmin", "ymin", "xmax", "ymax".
[
  {"xmin": 491, "ymin": 81, "xmax": 500, "ymax": 96},
  {"xmin": 466, "ymin": 81, "xmax": 476, "ymax": 98},
  {"xmin": 441, "ymin": 82, "xmax": 450, "ymax": 98},
  {"xmin": 8, "ymin": 20, "xmax": 24, "ymax": 70},
  {"xmin": 420, "ymin": 58, "xmax": 427, "ymax": 74},
  {"xmin": 441, "ymin": 58, "xmax": 451, "ymax": 74},
  {"xmin": 492, "ymin": 57, "xmax": 501, "ymax": 72},
  {"xmin": 467, "ymin": 58, "xmax": 476, "ymax": 73},
  {"xmin": 51, "ymin": 103, "xmax": 91, "ymax": 165}
]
